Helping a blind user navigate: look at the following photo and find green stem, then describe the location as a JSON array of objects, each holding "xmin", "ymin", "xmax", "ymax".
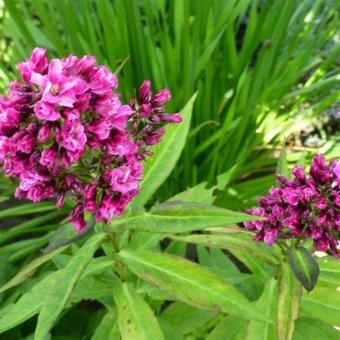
[
  {"xmin": 277, "ymin": 240, "xmax": 288, "ymax": 255},
  {"xmin": 108, "ymin": 231, "xmax": 128, "ymax": 282}
]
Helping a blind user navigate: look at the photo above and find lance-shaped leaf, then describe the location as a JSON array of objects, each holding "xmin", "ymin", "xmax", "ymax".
[
  {"xmin": 110, "ymin": 201, "xmax": 260, "ymax": 233},
  {"xmin": 287, "ymin": 246, "xmax": 319, "ymax": 292},
  {"xmin": 318, "ymin": 257, "xmax": 340, "ymax": 286},
  {"xmin": 293, "ymin": 317, "xmax": 340, "ymax": 340},
  {"xmin": 131, "ymin": 94, "xmax": 196, "ymax": 207},
  {"xmin": 118, "ymin": 249, "xmax": 271, "ymax": 323},
  {"xmin": 0, "ymin": 271, "xmax": 60, "ymax": 333},
  {"xmin": 113, "ymin": 282, "xmax": 165, "ymax": 340},
  {"xmin": 245, "ymin": 279, "xmax": 278, "ymax": 340},
  {"xmin": 277, "ymin": 261, "xmax": 302, "ymax": 340},
  {"xmin": 300, "ymin": 283, "xmax": 340, "ymax": 326},
  {"xmin": 0, "ymin": 246, "xmax": 68, "ymax": 293},
  {"xmin": 91, "ymin": 309, "xmax": 120, "ymax": 340},
  {"xmin": 207, "ymin": 316, "xmax": 247, "ymax": 340},
  {"xmin": 35, "ymin": 233, "xmax": 106, "ymax": 339},
  {"xmin": 160, "ymin": 302, "xmax": 216, "ymax": 335},
  {"xmin": 172, "ymin": 234, "xmax": 279, "ymax": 266}
]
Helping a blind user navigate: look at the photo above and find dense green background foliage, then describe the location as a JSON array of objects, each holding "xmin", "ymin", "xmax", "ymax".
[
  {"xmin": 0, "ymin": 0, "xmax": 339, "ymax": 339},
  {"xmin": 1, "ymin": 0, "xmax": 339, "ymax": 201}
]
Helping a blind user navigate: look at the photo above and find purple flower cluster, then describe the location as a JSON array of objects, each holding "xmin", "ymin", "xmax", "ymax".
[
  {"xmin": 244, "ymin": 155, "xmax": 340, "ymax": 255},
  {"xmin": 0, "ymin": 48, "xmax": 181, "ymax": 231}
]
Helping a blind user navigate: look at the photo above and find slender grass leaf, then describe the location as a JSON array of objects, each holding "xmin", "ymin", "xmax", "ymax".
[
  {"xmin": 0, "ymin": 246, "xmax": 68, "ymax": 293},
  {"xmin": 0, "ymin": 202, "xmax": 55, "ymax": 218},
  {"xmin": 276, "ymin": 142, "xmax": 290, "ymax": 179}
]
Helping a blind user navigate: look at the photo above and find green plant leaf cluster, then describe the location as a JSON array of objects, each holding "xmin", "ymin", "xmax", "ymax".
[{"xmin": 0, "ymin": 1, "xmax": 339, "ymax": 339}]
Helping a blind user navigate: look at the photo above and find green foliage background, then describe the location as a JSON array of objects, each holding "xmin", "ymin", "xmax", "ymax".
[
  {"xmin": 1, "ymin": 0, "xmax": 339, "ymax": 203},
  {"xmin": 0, "ymin": 0, "xmax": 339, "ymax": 339}
]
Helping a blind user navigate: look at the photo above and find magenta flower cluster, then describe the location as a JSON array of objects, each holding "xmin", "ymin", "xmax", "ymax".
[
  {"xmin": 244, "ymin": 155, "xmax": 340, "ymax": 255},
  {"xmin": 0, "ymin": 48, "xmax": 181, "ymax": 231}
]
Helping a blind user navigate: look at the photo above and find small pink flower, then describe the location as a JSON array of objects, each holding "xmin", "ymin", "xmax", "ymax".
[
  {"xmin": 68, "ymin": 205, "xmax": 86, "ymax": 232},
  {"xmin": 0, "ymin": 136, "xmax": 9, "ymax": 160},
  {"xmin": 17, "ymin": 47, "xmax": 48, "ymax": 82},
  {"xmin": 95, "ymin": 194, "xmax": 118, "ymax": 222},
  {"xmin": 0, "ymin": 107, "xmax": 21, "ymax": 133},
  {"xmin": 34, "ymin": 102, "xmax": 61, "ymax": 121},
  {"xmin": 40, "ymin": 148, "xmax": 58, "ymax": 168},
  {"xmin": 84, "ymin": 183, "xmax": 97, "ymax": 213},
  {"xmin": 60, "ymin": 116, "xmax": 87, "ymax": 152},
  {"xmin": 90, "ymin": 66, "xmax": 117, "ymax": 94},
  {"xmin": 38, "ymin": 124, "xmax": 52, "ymax": 142}
]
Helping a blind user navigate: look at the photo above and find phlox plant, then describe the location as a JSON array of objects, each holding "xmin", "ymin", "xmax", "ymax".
[{"xmin": 0, "ymin": 49, "xmax": 339, "ymax": 340}]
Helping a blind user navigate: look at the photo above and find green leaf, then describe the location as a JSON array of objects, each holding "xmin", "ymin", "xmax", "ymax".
[
  {"xmin": 172, "ymin": 233, "xmax": 279, "ymax": 266},
  {"xmin": 207, "ymin": 316, "xmax": 247, "ymax": 340},
  {"xmin": 70, "ymin": 276, "xmax": 113, "ymax": 304},
  {"xmin": 167, "ymin": 165, "xmax": 238, "ymax": 205},
  {"xmin": 42, "ymin": 218, "xmax": 95, "ymax": 253},
  {"xmin": 288, "ymin": 246, "xmax": 319, "ymax": 292},
  {"xmin": 168, "ymin": 181, "xmax": 215, "ymax": 205},
  {"xmin": 118, "ymin": 249, "xmax": 271, "ymax": 323},
  {"xmin": 159, "ymin": 319, "xmax": 185, "ymax": 340},
  {"xmin": 0, "ymin": 202, "xmax": 55, "ymax": 218},
  {"xmin": 293, "ymin": 317, "xmax": 340, "ymax": 340},
  {"xmin": 0, "ymin": 246, "xmax": 67, "ymax": 293},
  {"xmin": 110, "ymin": 201, "xmax": 260, "ymax": 233},
  {"xmin": 81, "ymin": 257, "xmax": 115, "ymax": 278},
  {"xmin": 246, "ymin": 279, "xmax": 278, "ymax": 340},
  {"xmin": 91, "ymin": 309, "xmax": 120, "ymax": 340},
  {"xmin": 0, "ymin": 271, "xmax": 60, "ymax": 333},
  {"xmin": 276, "ymin": 142, "xmax": 290, "ymax": 179},
  {"xmin": 300, "ymin": 283, "xmax": 340, "ymax": 326},
  {"xmin": 131, "ymin": 94, "xmax": 197, "ymax": 207},
  {"xmin": 113, "ymin": 282, "xmax": 165, "ymax": 340},
  {"xmin": 277, "ymin": 261, "xmax": 302, "ymax": 340},
  {"xmin": 318, "ymin": 257, "xmax": 340, "ymax": 286},
  {"xmin": 35, "ymin": 233, "xmax": 106, "ymax": 339},
  {"xmin": 160, "ymin": 302, "xmax": 216, "ymax": 335}
]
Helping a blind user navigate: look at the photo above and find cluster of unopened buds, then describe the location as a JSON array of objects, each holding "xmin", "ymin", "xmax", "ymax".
[
  {"xmin": 0, "ymin": 48, "xmax": 181, "ymax": 231},
  {"xmin": 244, "ymin": 155, "xmax": 340, "ymax": 256}
]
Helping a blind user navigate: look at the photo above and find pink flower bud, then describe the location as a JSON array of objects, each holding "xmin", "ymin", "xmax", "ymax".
[
  {"xmin": 152, "ymin": 89, "xmax": 171, "ymax": 106},
  {"xmin": 138, "ymin": 80, "xmax": 152, "ymax": 103}
]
